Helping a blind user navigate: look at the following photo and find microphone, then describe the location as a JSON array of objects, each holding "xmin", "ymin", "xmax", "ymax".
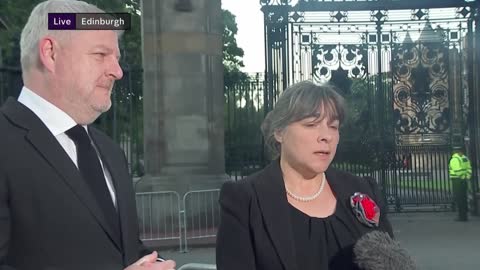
[{"xmin": 354, "ymin": 231, "xmax": 417, "ymax": 270}]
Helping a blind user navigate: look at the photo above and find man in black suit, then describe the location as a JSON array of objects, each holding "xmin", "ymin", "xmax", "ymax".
[{"xmin": 0, "ymin": 1, "xmax": 175, "ymax": 269}]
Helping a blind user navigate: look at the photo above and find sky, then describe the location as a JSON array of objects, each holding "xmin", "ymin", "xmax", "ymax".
[{"xmin": 221, "ymin": 0, "xmax": 265, "ymax": 73}]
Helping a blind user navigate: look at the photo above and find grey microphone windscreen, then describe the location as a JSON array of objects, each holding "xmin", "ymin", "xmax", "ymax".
[{"xmin": 354, "ymin": 231, "xmax": 417, "ymax": 270}]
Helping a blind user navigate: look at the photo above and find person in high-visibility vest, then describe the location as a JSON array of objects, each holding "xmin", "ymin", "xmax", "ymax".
[{"xmin": 449, "ymin": 147, "xmax": 472, "ymax": 221}]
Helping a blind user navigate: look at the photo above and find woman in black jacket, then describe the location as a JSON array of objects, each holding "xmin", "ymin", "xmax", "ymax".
[{"xmin": 216, "ymin": 81, "xmax": 393, "ymax": 270}]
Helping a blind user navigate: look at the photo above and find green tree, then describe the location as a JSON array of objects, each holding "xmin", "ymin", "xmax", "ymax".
[
  {"xmin": 222, "ymin": 9, "xmax": 248, "ymax": 87},
  {"xmin": 222, "ymin": 9, "xmax": 266, "ymax": 175},
  {"xmin": 0, "ymin": 0, "xmax": 37, "ymax": 65}
]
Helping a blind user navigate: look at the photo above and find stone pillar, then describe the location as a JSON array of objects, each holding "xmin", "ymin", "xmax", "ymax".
[{"xmin": 139, "ymin": 0, "xmax": 228, "ymax": 195}]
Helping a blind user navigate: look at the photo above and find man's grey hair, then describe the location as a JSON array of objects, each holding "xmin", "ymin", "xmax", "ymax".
[
  {"xmin": 20, "ymin": 0, "xmax": 121, "ymax": 73},
  {"xmin": 261, "ymin": 80, "xmax": 346, "ymax": 158}
]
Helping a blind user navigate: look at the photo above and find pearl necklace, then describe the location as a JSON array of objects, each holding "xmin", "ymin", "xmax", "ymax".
[{"xmin": 285, "ymin": 173, "xmax": 326, "ymax": 202}]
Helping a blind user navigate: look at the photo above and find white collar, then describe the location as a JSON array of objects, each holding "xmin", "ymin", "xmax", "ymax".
[{"xmin": 17, "ymin": 86, "xmax": 79, "ymax": 136}]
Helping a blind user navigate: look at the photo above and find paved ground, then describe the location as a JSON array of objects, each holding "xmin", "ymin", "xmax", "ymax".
[
  {"xmin": 154, "ymin": 211, "xmax": 480, "ymax": 269},
  {"xmin": 390, "ymin": 212, "xmax": 480, "ymax": 270}
]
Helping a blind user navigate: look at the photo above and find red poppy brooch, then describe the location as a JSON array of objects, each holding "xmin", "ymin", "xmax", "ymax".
[{"xmin": 350, "ymin": 192, "xmax": 380, "ymax": 228}]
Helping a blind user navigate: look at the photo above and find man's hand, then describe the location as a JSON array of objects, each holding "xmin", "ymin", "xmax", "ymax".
[{"xmin": 125, "ymin": 251, "xmax": 176, "ymax": 270}]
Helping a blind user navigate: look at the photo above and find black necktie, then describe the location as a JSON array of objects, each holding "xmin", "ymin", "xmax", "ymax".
[{"xmin": 66, "ymin": 125, "xmax": 120, "ymax": 240}]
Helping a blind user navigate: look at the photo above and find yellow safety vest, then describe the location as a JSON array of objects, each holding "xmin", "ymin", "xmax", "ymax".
[{"xmin": 449, "ymin": 153, "xmax": 472, "ymax": 180}]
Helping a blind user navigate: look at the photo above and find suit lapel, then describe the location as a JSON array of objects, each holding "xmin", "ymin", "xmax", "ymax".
[
  {"xmin": 326, "ymin": 168, "xmax": 368, "ymax": 238},
  {"xmin": 325, "ymin": 168, "xmax": 352, "ymax": 210},
  {"xmin": 90, "ymin": 131, "xmax": 140, "ymax": 262},
  {"xmin": 88, "ymin": 127, "xmax": 128, "ymax": 250},
  {"xmin": 90, "ymin": 128, "xmax": 145, "ymax": 262},
  {"xmin": 253, "ymin": 160, "xmax": 298, "ymax": 270},
  {"xmin": 88, "ymin": 127, "xmax": 123, "ymax": 199},
  {"xmin": 1, "ymin": 98, "xmax": 122, "ymax": 251}
]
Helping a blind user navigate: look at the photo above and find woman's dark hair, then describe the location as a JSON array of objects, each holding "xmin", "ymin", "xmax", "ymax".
[{"xmin": 261, "ymin": 81, "xmax": 346, "ymax": 158}]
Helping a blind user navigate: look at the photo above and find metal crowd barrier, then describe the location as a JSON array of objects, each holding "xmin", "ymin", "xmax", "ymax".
[
  {"xmin": 182, "ymin": 189, "xmax": 221, "ymax": 252},
  {"xmin": 178, "ymin": 263, "xmax": 216, "ymax": 270},
  {"xmin": 135, "ymin": 189, "xmax": 221, "ymax": 252},
  {"xmin": 136, "ymin": 191, "xmax": 182, "ymax": 250}
]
